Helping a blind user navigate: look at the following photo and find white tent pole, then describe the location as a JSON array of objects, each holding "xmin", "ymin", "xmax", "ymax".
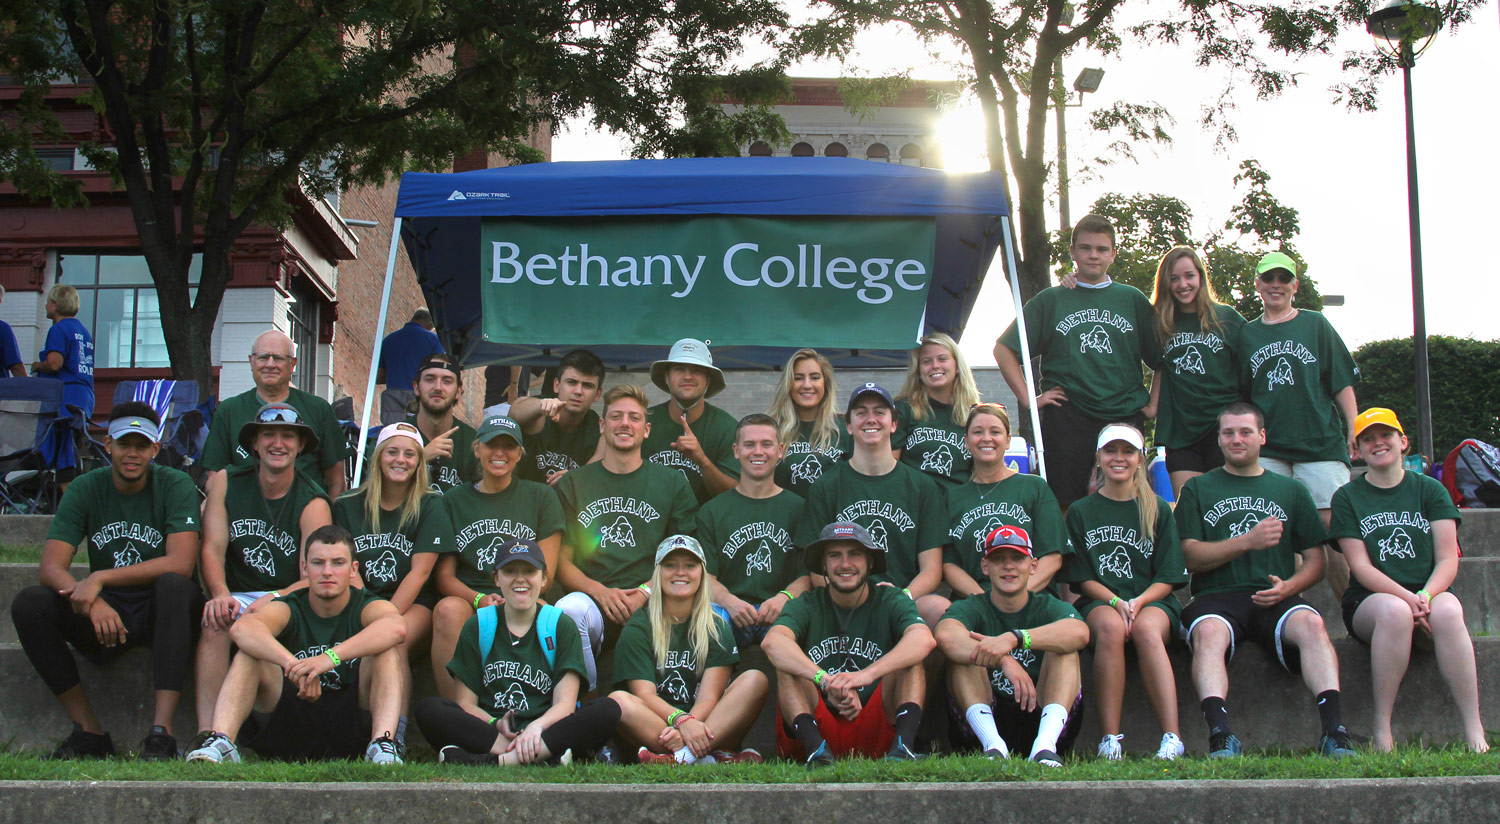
[
  {"xmin": 353, "ymin": 216, "xmax": 403, "ymax": 482},
  {"xmin": 999, "ymin": 220, "xmax": 1047, "ymax": 481}
]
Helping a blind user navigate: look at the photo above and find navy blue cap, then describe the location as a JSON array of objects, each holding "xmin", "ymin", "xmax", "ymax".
[
  {"xmin": 495, "ymin": 538, "xmax": 546, "ymax": 572},
  {"xmin": 845, "ymin": 382, "xmax": 895, "ymax": 416}
]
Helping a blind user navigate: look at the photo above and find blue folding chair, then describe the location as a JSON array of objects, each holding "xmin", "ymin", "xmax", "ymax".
[
  {"xmin": 111, "ymin": 379, "xmax": 207, "ymax": 472},
  {"xmin": 0, "ymin": 378, "xmax": 97, "ymax": 514}
]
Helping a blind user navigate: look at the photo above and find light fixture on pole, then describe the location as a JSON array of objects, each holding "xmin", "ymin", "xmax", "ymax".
[
  {"xmin": 1366, "ymin": 0, "xmax": 1440, "ymax": 465},
  {"xmin": 1054, "ymin": 65, "xmax": 1104, "ymax": 233}
]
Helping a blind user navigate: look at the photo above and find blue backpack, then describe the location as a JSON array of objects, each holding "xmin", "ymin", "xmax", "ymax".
[{"xmin": 477, "ymin": 604, "xmax": 562, "ymax": 669}]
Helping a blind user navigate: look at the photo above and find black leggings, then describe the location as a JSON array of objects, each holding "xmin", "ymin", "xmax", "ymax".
[
  {"xmin": 415, "ymin": 696, "xmax": 622, "ymax": 758},
  {"xmin": 10, "ymin": 573, "xmax": 204, "ymax": 695}
]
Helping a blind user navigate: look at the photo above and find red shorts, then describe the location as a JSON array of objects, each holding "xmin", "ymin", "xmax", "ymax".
[{"xmin": 776, "ymin": 681, "xmax": 896, "ymax": 760}]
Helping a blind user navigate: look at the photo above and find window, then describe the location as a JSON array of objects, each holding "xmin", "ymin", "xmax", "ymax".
[
  {"xmin": 790, "ymin": 142, "xmax": 814, "ymax": 157},
  {"xmin": 824, "ymin": 142, "xmax": 848, "ymax": 157},
  {"xmin": 747, "ymin": 141, "xmax": 772, "ymax": 157},
  {"xmin": 866, "ymin": 143, "xmax": 890, "ymax": 161},
  {"xmin": 57, "ymin": 253, "xmax": 201, "ymax": 369},
  {"xmin": 899, "ymin": 143, "xmax": 923, "ymax": 166},
  {"xmin": 36, "ymin": 149, "xmax": 75, "ymax": 171},
  {"xmin": 286, "ymin": 277, "xmax": 320, "ymax": 394}
]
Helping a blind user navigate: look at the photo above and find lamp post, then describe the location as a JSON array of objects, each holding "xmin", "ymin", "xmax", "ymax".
[
  {"xmin": 1054, "ymin": 66, "xmax": 1104, "ymax": 232},
  {"xmin": 1367, "ymin": 0, "xmax": 1440, "ymax": 465}
]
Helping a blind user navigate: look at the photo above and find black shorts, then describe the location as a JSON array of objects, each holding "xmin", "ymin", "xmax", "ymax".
[
  {"xmin": 242, "ymin": 676, "xmax": 370, "ymax": 761},
  {"xmin": 1041, "ymin": 402, "xmax": 1144, "ymax": 507},
  {"xmin": 1164, "ymin": 428, "xmax": 1225, "ymax": 475},
  {"xmin": 1340, "ymin": 584, "xmax": 1423, "ymax": 638},
  {"xmin": 946, "ymin": 689, "xmax": 1084, "ymax": 756},
  {"xmin": 1181, "ymin": 590, "xmax": 1320, "ymax": 674}
]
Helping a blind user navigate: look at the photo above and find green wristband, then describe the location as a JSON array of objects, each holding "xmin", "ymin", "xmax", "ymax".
[
  {"xmin": 473, "ymin": 593, "xmax": 484, "ymax": 609},
  {"xmin": 667, "ymin": 709, "xmax": 684, "ymax": 726},
  {"xmin": 813, "ymin": 669, "xmax": 829, "ymax": 688},
  {"xmin": 779, "ymin": 589, "xmax": 794, "ymax": 600},
  {"xmin": 1417, "ymin": 589, "xmax": 1431, "ymax": 600},
  {"xmin": 902, "ymin": 587, "xmax": 913, "ymax": 599},
  {"xmin": 1020, "ymin": 629, "xmax": 1032, "ymax": 650},
  {"xmin": 324, "ymin": 648, "xmax": 341, "ymax": 667},
  {"xmin": 1109, "ymin": 596, "xmax": 1120, "ymax": 608}
]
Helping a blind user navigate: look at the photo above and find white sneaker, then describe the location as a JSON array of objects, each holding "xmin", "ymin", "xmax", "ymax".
[
  {"xmin": 1097, "ymin": 734, "xmax": 1124, "ymax": 761},
  {"xmin": 1155, "ymin": 732, "xmax": 1186, "ymax": 761},
  {"xmin": 365, "ymin": 735, "xmax": 402, "ymax": 765},
  {"xmin": 185, "ymin": 731, "xmax": 240, "ymax": 763}
]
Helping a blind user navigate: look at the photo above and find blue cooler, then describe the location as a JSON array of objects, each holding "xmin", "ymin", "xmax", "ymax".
[
  {"xmin": 1005, "ymin": 437, "xmax": 1034, "ymax": 475},
  {"xmin": 1149, "ymin": 452, "xmax": 1174, "ymax": 502}
]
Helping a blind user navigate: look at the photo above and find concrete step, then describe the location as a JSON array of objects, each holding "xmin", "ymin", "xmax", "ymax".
[
  {"xmin": 1460, "ymin": 509, "xmax": 1500, "ymax": 557},
  {"xmin": 0, "ymin": 515, "xmax": 52, "ymax": 549},
  {"xmin": 0, "ymin": 565, "xmax": 89, "ymax": 644}
]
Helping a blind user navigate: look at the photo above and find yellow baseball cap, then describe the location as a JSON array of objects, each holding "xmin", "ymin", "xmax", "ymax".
[{"xmin": 1353, "ymin": 407, "xmax": 1405, "ymax": 439}]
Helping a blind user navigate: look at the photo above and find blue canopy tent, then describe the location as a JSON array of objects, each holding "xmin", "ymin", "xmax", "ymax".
[{"xmin": 359, "ymin": 157, "xmax": 1047, "ymax": 478}]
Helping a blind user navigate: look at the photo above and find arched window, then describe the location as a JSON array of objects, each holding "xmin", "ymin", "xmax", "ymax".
[
  {"xmin": 899, "ymin": 143, "xmax": 923, "ymax": 165},
  {"xmin": 747, "ymin": 141, "xmax": 772, "ymax": 157},
  {"xmin": 866, "ymin": 142, "xmax": 890, "ymax": 161},
  {"xmin": 824, "ymin": 142, "xmax": 848, "ymax": 158},
  {"xmin": 790, "ymin": 142, "xmax": 814, "ymax": 157}
]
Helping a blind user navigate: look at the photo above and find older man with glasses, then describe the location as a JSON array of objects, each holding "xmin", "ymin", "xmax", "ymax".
[{"xmin": 200, "ymin": 329, "xmax": 349, "ymax": 496}]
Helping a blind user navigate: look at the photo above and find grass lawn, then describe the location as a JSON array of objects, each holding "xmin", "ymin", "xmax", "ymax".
[
  {"xmin": 0, "ymin": 748, "xmax": 1495, "ymax": 785},
  {"xmin": 0, "ymin": 545, "xmax": 43, "ymax": 564}
]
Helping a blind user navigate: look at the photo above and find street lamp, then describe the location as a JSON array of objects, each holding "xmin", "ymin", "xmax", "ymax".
[
  {"xmin": 1366, "ymin": 0, "xmax": 1440, "ymax": 465},
  {"xmin": 1054, "ymin": 66, "xmax": 1104, "ymax": 232}
]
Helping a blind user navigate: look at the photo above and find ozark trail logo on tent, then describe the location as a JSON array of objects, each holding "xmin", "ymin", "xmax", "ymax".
[{"xmin": 448, "ymin": 190, "xmax": 511, "ymax": 201}]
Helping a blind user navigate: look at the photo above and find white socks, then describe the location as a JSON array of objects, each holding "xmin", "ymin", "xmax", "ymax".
[
  {"xmin": 674, "ymin": 747, "xmax": 698, "ymax": 764},
  {"xmin": 1030, "ymin": 703, "xmax": 1068, "ymax": 759},
  {"xmin": 965, "ymin": 703, "xmax": 1007, "ymax": 756}
]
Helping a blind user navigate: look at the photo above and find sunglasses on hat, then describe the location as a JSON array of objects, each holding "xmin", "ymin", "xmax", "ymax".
[{"xmin": 255, "ymin": 406, "xmax": 303, "ymax": 424}]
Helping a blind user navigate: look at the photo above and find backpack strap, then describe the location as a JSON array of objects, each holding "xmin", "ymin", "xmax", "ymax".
[
  {"xmin": 537, "ymin": 604, "xmax": 561, "ymax": 670},
  {"xmin": 477, "ymin": 604, "xmax": 499, "ymax": 661}
]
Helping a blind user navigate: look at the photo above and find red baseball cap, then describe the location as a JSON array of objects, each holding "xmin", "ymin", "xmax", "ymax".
[{"xmin": 982, "ymin": 525, "xmax": 1035, "ymax": 559}]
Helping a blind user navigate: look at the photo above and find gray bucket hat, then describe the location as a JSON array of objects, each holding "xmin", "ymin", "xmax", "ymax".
[
  {"xmin": 802, "ymin": 521, "xmax": 887, "ymax": 576},
  {"xmin": 654, "ymin": 534, "xmax": 707, "ymax": 566},
  {"xmin": 650, "ymin": 338, "xmax": 725, "ymax": 399}
]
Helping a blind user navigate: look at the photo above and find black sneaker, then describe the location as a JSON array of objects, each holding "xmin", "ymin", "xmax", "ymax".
[
  {"xmin": 1208, "ymin": 731, "xmax": 1243, "ymax": 758},
  {"xmin": 140, "ymin": 726, "xmax": 178, "ymax": 761},
  {"xmin": 439, "ymin": 745, "xmax": 498, "ymax": 766},
  {"xmin": 46, "ymin": 725, "xmax": 114, "ymax": 760},
  {"xmin": 1030, "ymin": 749, "xmax": 1062, "ymax": 768},
  {"xmin": 804, "ymin": 740, "xmax": 835, "ymax": 768},
  {"xmin": 1319, "ymin": 726, "xmax": 1356, "ymax": 759},
  {"xmin": 885, "ymin": 735, "xmax": 923, "ymax": 761}
]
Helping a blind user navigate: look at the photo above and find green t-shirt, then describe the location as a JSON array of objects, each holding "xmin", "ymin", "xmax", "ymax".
[
  {"xmin": 894, "ymin": 398, "xmax": 971, "ymax": 487},
  {"xmin": 696, "ymin": 488, "xmax": 806, "ymax": 603},
  {"xmin": 1235, "ymin": 310, "xmax": 1358, "ymax": 464},
  {"xmin": 1156, "ymin": 305, "xmax": 1246, "ymax": 449},
  {"xmin": 520, "ymin": 410, "xmax": 601, "ymax": 483},
  {"xmin": 1060, "ymin": 493, "xmax": 1188, "ymax": 600},
  {"xmin": 223, "ymin": 465, "xmax": 330, "ymax": 592},
  {"xmin": 447, "ymin": 607, "xmax": 589, "ymax": 723},
  {"xmin": 772, "ymin": 584, "xmax": 923, "ymax": 703},
  {"xmin": 201, "ymin": 386, "xmax": 349, "ymax": 475},
  {"xmin": 443, "ymin": 480, "xmax": 565, "ymax": 594},
  {"xmin": 613, "ymin": 610, "xmax": 740, "ymax": 712},
  {"xmin": 942, "ymin": 474, "xmax": 1070, "ymax": 585},
  {"xmin": 48, "ymin": 465, "xmax": 201, "ymax": 582},
  {"xmin": 941, "ymin": 592, "xmax": 1082, "ymax": 696},
  {"xmin": 405, "ymin": 414, "xmax": 479, "ymax": 494},
  {"xmin": 1174, "ymin": 468, "xmax": 1328, "ymax": 597},
  {"xmin": 332, "ymin": 491, "xmax": 452, "ymax": 598},
  {"xmin": 775, "ymin": 419, "xmax": 851, "ymax": 499},
  {"xmin": 555, "ymin": 461, "xmax": 699, "ymax": 590},
  {"xmin": 274, "ymin": 587, "xmax": 382, "ymax": 692},
  {"xmin": 1328, "ymin": 471, "xmax": 1461, "ymax": 600},
  {"xmin": 642, "ymin": 402, "xmax": 741, "ymax": 504},
  {"xmin": 795, "ymin": 461, "xmax": 948, "ymax": 588},
  {"xmin": 998, "ymin": 282, "xmax": 1161, "ymax": 420}
]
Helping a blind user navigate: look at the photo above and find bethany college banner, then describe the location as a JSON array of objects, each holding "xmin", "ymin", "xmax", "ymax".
[{"xmin": 480, "ymin": 215, "xmax": 936, "ymax": 349}]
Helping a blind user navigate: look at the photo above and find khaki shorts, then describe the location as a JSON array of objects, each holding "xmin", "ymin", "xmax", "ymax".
[{"xmin": 1260, "ymin": 458, "xmax": 1350, "ymax": 509}]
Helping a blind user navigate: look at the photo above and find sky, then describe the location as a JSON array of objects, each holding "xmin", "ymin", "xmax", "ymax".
[{"xmin": 552, "ymin": 2, "xmax": 1500, "ymax": 365}]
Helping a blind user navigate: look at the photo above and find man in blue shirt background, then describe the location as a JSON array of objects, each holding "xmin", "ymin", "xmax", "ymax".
[
  {"xmin": 0, "ymin": 284, "xmax": 25, "ymax": 377},
  {"xmin": 376, "ymin": 308, "xmax": 444, "ymax": 425}
]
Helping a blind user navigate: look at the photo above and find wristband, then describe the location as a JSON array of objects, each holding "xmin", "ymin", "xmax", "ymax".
[
  {"xmin": 637, "ymin": 584, "xmax": 652, "ymax": 598},
  {"xmin": 1012, "ymin": 629, "xmax": 1031, "ymax": 651},
  {"xmin": 813, "ymin": 669, "xmax": 829, "ymax": 689},
  {"xmin": 1417, "ymin": 589, "xmax": 1431, "ymax": 600},
  {"xmin": 473, "ymin": 593, "xmax": 484, "ymax": 609},
  {"xmin": 489, "ymin": 716, "xmax": 499, "ymax": 726},
  {"xmin": 902, "ymin": 587, "xmax": 913, "ymax": 600},
  {"xmin": 673, "ymin": 713, "xmax": 695, "ymax": 728},
  {"xmin": 779, "ymin": 590, "xmax": 794, "ymax": 600},
  {"xmin": 1109, "ymin": 596, "xmax": 1121, "ymax": 608},
  {"xmin": 324, "ymin": 648, "xmax": 341, "ymax": 667},
  {"xmin": 667, "ymin": 709, "xmax": 685, "ymax": 726}
]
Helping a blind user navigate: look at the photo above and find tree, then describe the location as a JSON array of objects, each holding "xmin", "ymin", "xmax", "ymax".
[
  {"xmin": 1354, "ymin": 336, "xmax": 1500, "ymax": 459},
  {"xmin": 1078, "ymin": 159, "xmax": 1324, "ymax": 317},
  {"xmin": 0, "ymin": 0, "xmax": 789, "ymax": 389},
  {"xmin": 794, "ymin": 0, "xmax": 1486, "ymax": 305}
]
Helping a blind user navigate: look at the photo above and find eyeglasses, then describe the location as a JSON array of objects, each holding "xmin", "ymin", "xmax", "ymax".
[
  {"xmin": 251, "ymin": 352, "xmax": 292, "ymax": 365},
  {"xmin": 1257, "ymin": 271, "xmax": 1295, "ymax": 284},
  {"xmin": 255, "ymin": 406, "xmax": 303, "ymax": 424}
]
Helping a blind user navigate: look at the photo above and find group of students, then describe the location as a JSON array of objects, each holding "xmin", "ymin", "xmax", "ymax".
[{"xmin": 8, "ymin": 214, "xmax": 1487, "ymax": 769}]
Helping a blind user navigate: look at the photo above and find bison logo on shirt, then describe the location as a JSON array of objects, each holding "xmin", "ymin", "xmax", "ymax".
[
  {"xmin": 476, "ymin": 536, "xmax": 507, "ymax": 570},
  {"xmin": 1267, "ymin": 357, "xmax": 1295, "ymax": 390},
  {"xmin": 1174, "ymin": 346, "xmax": 1206, "ymax": 375},
  {"xmin": 976, "ymin": 518, "xmax": 1004, "ymax": 554},
  {"xmin": 1228, "ymin": 513, "xmax": 1262, "ymax": 538},
  {"xmin": 600, "ymin": 515, "xmax": 636, "ymax": 549},
  {"xmin": 1080, "ymin": 325, "xmax": 1113, "ymax": 354},
  {"xmin": 867, "ymin": 520, "xmax": 890, "ymax": 550},
  {"xmin": 660, "ymin": 671, "xmax": 691, "ymax": 705},
  {"xmin": 790, "ymin": 454, "xmax": 823, "ymax": 484},
  {"xmin": 496, "ymin": 682, "xmax": 530, "ymax": 712},
  {"xmin": 1098, "ymin": 545, "xmax": 1133, "ymax": 580},
  {"xmin": 1379, "ymin": 528, "xmax": 1417, "ymax": 562},
  {"xmin": 243, "ymin": 542, "xmax": 277, "ymax": 577},
  {"xmin": 113, "ymin": 543, "xmax": 144, "ymax": 568},
  {"xmin": 746, "ymin": 540, "xmax": 774, "ymax": 575},
  {"xmin": 366, "ymin": 551, "xmax": 399, "ymax": 583},
  {"xmin": 921, "ymin": 445, "xmax": 954, "ymax": 476}
]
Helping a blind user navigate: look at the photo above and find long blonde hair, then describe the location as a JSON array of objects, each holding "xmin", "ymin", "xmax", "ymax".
[
  {"xmin": 767, "ymin": 348, "xmax": 842, "ymax": 453},
  {"xmin": 647, "ymin": 553, "xmax": 728, "ymax": 675},
  {"xmin": 898, "ymin": 332, "xmax": 979, "ymax": 426},
  {"xmin": 1151, "ymin": 247, "xmax": 1228, "ymax": 342},
  {"xmin": 1092, "ymin": 423, "xmax": 1158, "ymax": 542},
  {"xmin": 351, "ymin": 427, "xmax": 431, "ymax": 533}
]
